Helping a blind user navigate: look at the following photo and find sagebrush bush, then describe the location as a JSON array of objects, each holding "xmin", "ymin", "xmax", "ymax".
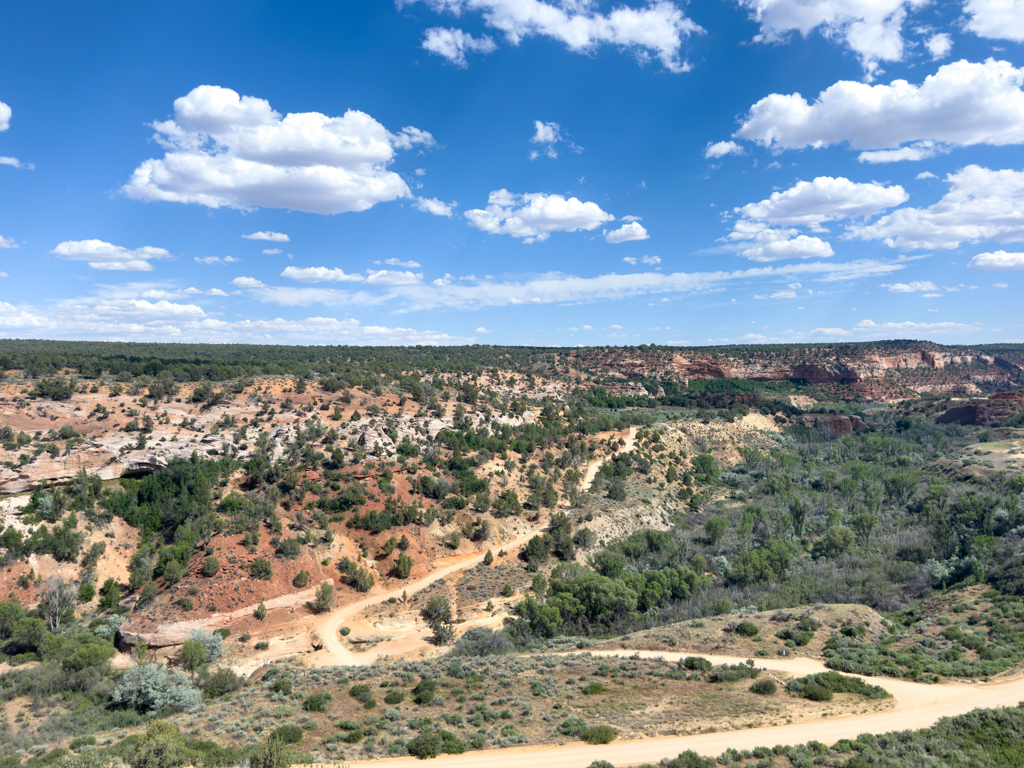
[
  {"xmin": 110, "ymin": 664, "xmax": 203, "ymax": 713},
  {"xmin": 583, "ymin": 725, "xmax": 618, "ymax": 744}
]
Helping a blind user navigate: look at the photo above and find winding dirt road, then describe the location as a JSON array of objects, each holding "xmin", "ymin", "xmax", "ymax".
[
  {"xmin": 281, "ymin": 425, "xmax": 1024, "ymax": 765},
  {"xmin": 344, "ymin": 649, "xmax": 1024, "ymax": 767},
  {"xmin": 306, "ymin": 428, "xmax": 638, "ymax": 667}
]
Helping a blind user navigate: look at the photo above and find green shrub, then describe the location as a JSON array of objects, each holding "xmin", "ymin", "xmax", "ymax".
[
  {"xmin": 384, "ymin": 689, "xmax": 405, "ymax": 705},
  {"xmin": 708, "ymin": 663, "xmax": 759, "ymax": 683},
  {"xmin": 735, "ymin": 621, "xmax": 759, "ymax": 637},
  {"xmin": 202, "ymin": 556, "xmax": 220, "ymax": 576},
  {"xmin": 776, "ymin": 627, "xmax": 815, "ymax": 646},
  {"xmin": 583, "ymin": 725, "xmax": 618, "ymax": 744},
  {"xmin": 311, "ymin": 582, "xmax": 334, "ymax": 613},
  {"xmin": 797, "ymin": 616, "xmax": 822, "ymax": 631},
  {"xmin": 413, "ymin": 678, "xmax": 438, "ymax": 705},
  {"xmin": 407, "ymin": 732, "xmax": 443, "ymax": 759},
  {"xmin": 788, "ymin": 671, "xmax": 888, "ymax": 700},
  {"xmin": 558, "ymin": 717, "xmax": 589, "ymax": 737},
  {"xmin": 581, "ymin": 682, "xmax": 607, "ymax": 695},
  {"xmin": 801, "ymin": 683, "xmax": 833, "ymax": 701},
  {"xmin": 440, "ymin": 731, "xmax": 466, "ymax": 754},
  {"xmin": 303, "ymin": 692, "xmax": 332, "ymax": 711},
  {"xmin": 292, "ymin": 570, "xmax": 309, "ymax": 588},
  {"xmin": 272, "ymin": 725, "xmax": 304, "ymax": 745},
  {"xmin": 250, "ymin": 559, "xmax": 273, "ymax": 580},
  {"xmin": 749, "ymin": 679, "xmax": 777, "ymax": 695},
  {"xmin": 203, "ymin": 667, "xmax": 242, "ymax": 697},
  {"xmin": 277, "ymin": 538, "xmax": 301, "ymax": 559},
  {"xmin": 250, "ymin": 733, "xmax": 289, "ymax": 768},
  {"xmin": 683, "ymin": 656, "xmax": 712, "ymax": 671}
]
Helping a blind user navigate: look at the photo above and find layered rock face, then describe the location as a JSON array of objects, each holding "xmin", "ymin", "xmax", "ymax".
[
  {"xmin": 584, "ymin": 346, "xmax": 1020, "ymax": 390},
  {"xmin": 936, "ymin": 391, "xmax": 1024, "ymax": 426},
  {"xmin": 0, "ymin": 444, "xmax": 178, "ymax": 494}
]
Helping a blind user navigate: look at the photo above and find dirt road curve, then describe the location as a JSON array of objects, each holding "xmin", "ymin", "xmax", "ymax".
[
  {"xmin": 293, "ymin": 427, "xmax": 1024, "ymax": 766},
  {"xmin": 581, "ymin": 427, "xmax": 636, "ymax": 491},
  {"xmin": 309, "ymin": 428, "xmax": 637, "ymax": 667},
  {"xmin": 340, "ymin": 649, "xmax": 1024, "ymax": 767}
]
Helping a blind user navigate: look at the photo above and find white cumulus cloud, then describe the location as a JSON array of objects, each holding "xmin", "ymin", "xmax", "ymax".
[
  {"xmin": 883, "ymin": 280, "xmax": 938, "ymax": 292},
  {"xmin": 968, "ymin": 250, "xmax": 1024, "ymax": 270},
  {"xmin": 530, "ymin": 120, "xmax": 561, "ymax": 159},
  {"xmin": 422, "ymin": 27, "xmax": 498, "ymax": 66},
  {"xmin": 281, "ymin": 266, "xmax": 365, "ymax": 283},
  {"xmin": 51, "ymin": 239, "xmax": 173, "ymax": 272},
  {"xmin": 194, "ymin": 256, "xmax": 240, "ymax": 265},
  {"xmin": 849, "ymin": 165, "xmax": 1024, "ymax": 250},
  {"xmin": 405, "ymin": 0, "xmax": 702, "ymax": 73},
  {"xmin": 0, "ymin": 156, "xmax": 32, "ymax": 170},
  {"xmin": 606, "ymin": 221, "xmax": 650, "ymax": 243},
  {"xmin": 965, "ymin": 0, "xmax": 1024, "ymax": 42},
  {"xmin": 243, "ymin": 231, "xmax": 290, "ymax": 242},
  {"xmin": 736, "ymin": 176, "xmax": 908, "ymax": 229},
  {"xmin": 925, "ymin": 32, "xmax": 952, "ymax": 59},
  {"xmin": 413, "ymin": 196, "xmax": 456, "ymax": 216},
  {"xmin": 377, "ymin": 258, "xmax": 422, "ymax": 268},
  {"xmin": 0, "ymin": 235, "xmax": 17, "ymax": 249},
  {"xmin": 262, "ymin": 248, "xmax": 282, "ymax": 255},
  {"xmin": 0, "ymin": 100, "xmax": 9, "ymax": 132},
  {"xmin": 465, "ymin": 189, "xmax": 615, "ymax": 243},
  {"xmin": 364, "ymin": 269, "xmax": 423, "ymax": 285},
  {"xmin": 531, "ymin": 120, "xmax": 561, "ymax": 145},
  {"xmin": 734, "ymin": 60, "xmax": 1024, "ymax": 161},
  {"xmin": 735, "ymin": 0, "xmax": 924, "ymax": 77},
  {"xmin": 704, "ymin": 140, "xmax": 744, "ymax": 159},
  {"xmin": 122, "ymin": 85, "xmax": 435, "ymax": 215},
  {"xmin": 740, "ymin": 234, "xmax": 835, "ymax": 262}
]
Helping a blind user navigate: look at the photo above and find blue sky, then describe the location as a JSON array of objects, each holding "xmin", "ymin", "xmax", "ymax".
[{"xmin": 1, "ymin": 0, "xmax": 1023, "ymax": 347}]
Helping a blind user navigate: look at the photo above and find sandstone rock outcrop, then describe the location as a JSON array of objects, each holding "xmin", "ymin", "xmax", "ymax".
[
  {"xmin": 936, "ymin": 390, "xmax": 1024, "ymax": 426},
  {"xmin": 0, "ymin": 444, "xmax": 173, "ymax": 494},
  {"xmin": 793, "ymin": 413, "xmax": 868, "ymax": 435},
  {"xmin": 117, "ymin": 581, "xmax": 331, "ymax": 649}
]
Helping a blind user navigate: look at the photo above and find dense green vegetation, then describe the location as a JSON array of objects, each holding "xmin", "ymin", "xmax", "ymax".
[
  {"xmin": 497, "ymin": 415, "xmax": 1024, "ymax": 675},
  {"xmin": 0, "ymin": 338, "xmax": 1019, "ymax": 386}
]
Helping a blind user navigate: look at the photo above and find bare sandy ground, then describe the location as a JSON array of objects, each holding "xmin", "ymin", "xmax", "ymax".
[
  {"xmin": 581, "ymin": 427, "xmax": 637, "ymax": 491},
  {"xmin": 339, "ymin": 649, "xmax": 1024, "ymax": 767}
]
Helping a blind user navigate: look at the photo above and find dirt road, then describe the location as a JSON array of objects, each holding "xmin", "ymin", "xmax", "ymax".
[
  {"xmin": 341, "ymin": 649, "xmax": 1024, "ymax": 767},
  {"xmin": 305, "ymin": 428, "xmax": 637, "ymax": 667},
  {"xmin": 310, "ymin": 524, "xmax": 543, "ymax": 666},
  {"xmin": 581, "ymin": 427, "xmax": 637, "ymax": 491}
]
